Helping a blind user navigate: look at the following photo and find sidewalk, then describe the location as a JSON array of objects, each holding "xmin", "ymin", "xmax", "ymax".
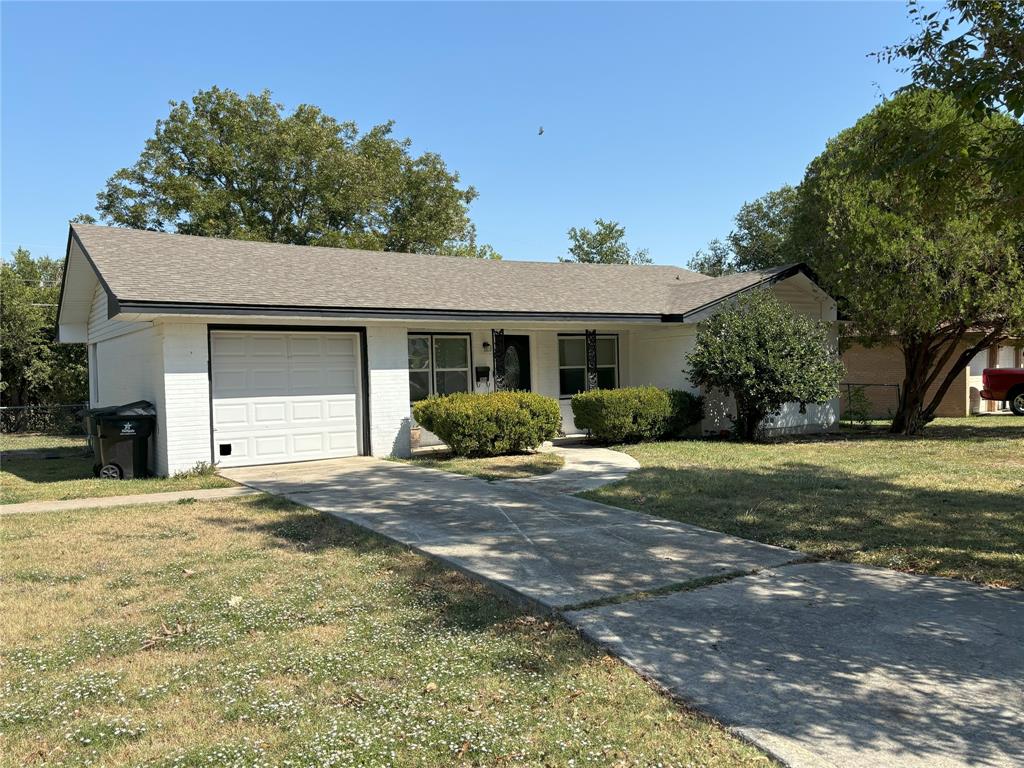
[{"xmin": 0, "ymin": 486, "xmax": 260, "ymax": 515}]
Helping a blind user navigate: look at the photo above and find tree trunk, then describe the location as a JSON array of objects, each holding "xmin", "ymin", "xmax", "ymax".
[
  {"xmin": 891, "ymin": 340, "xmax": 935, "ymax": 435},
  {"xmin": 734, "ymin": 397, "xmax": 764, "ymax": 441},
  {"xmin": 890, "ymin": 327, "xmax": 1006, "ymax": 435}
]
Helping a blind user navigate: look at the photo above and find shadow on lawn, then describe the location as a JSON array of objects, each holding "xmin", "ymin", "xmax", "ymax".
[
  {"xmin": 0, "ymin": 452, "xmax": 95, "ymax": 483},
  {"xmin": 807, "ymin": 419, "xmax": 1024, "ymax": 444},
  {"xmin": 586, "ymin": 460, "xmax": 1024, "ymax": 588}
]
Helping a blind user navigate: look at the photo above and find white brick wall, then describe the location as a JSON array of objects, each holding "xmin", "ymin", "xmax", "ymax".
[
  {"xmin": 90, "ymin": 328, "xmax": 163, "ymax": 473},
  {"xmin": 366, "ymin": 324, "xmax": 412, "ymax": 457},
  {"xmin": 628, "ymin": 326, "xmax": 697, "ymax": 392},
  {"xmin": 158, "ymin": 323, "xmax": 212, "ymax": 475}
]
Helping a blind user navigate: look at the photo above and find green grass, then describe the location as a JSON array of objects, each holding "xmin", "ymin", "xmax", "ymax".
[
  {"xmin": 0, "ymin": 433, "xmax": 89, "ymax": 452},
  {"xmin": 582, "ymin": 416, "xmax": 1024, "ymax": 588},
  {"xmin": 402, "ymin": 451, "xmax": 564, "ymax": 481},
  {"xmin": 0, "ymin": 496, "xmax": 771, "ymax": 767},
  {"xmin": 0, "ymin": 437, "xmax": 234, "ymax": 505}
]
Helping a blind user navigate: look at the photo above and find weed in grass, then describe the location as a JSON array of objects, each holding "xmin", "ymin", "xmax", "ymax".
[{"xmin": 65, "ymin": 715, "xmax": 149, "ymax": 748}]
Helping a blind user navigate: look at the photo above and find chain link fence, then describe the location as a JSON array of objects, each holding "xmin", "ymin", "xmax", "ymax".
[
  {"xmin": 0, "ymin": 404, "xmax": 89, "ymax": 453},
  {"xmin": 840, "ymin": 384, "xmax": 901, "ymax": 423}
]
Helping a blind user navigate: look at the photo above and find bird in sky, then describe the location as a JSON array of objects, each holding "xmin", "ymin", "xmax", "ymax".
[{"xmin": 538, "ymin": 126, "xmax": 544, "ymax": 136}]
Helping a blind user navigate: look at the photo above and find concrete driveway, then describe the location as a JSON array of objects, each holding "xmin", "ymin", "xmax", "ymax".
[
  {"xmin": 222, "ymin": 456, "xmax": 798, "ymax": 610},
  {"xmin": 222, "ymin": 456, "xmax": 1024, "ymax": 768}
]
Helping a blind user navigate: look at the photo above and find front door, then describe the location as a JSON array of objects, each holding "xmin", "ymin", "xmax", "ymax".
[{"xmin": 501, "ymin": 335, "xmax": 532, "ymax": 391}]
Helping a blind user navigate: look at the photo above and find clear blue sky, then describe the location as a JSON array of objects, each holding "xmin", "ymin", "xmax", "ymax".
[{"xmin": 1, "ymin": 1, "xmax": 918, "ymax": 266}]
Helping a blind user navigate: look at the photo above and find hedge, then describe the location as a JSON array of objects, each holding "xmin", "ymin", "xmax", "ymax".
[
  {"xmin": 667, "ymin": 389, "xmax": 705, "ymax": 436},
  {"xmin": 571, "ymin": 387, "xmax": 704, "ymax": 443},
  {"xmin": 412, "ymin": 391, "xmax": 561, "ymax": 457}
]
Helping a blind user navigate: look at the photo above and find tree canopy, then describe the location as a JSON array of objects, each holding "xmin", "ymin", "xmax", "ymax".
[
  {"xmin": 561, "ymin": 219, "xmax": 652, "ymax": 264},
  {"xmin": 880, "ymin": 0, "xmax": 1023, "ymax": 119},
  {"xmin": 687, "ymin": 186, "xmax": 798, "ymax": 275},
  {"xmin": 878, "ymin": 0, "xmax": 1024, "ymax": 215},
  {"xmin": 792, "ymin": 89, "xmax": 1024, "ymax": 434},
  {"xmin": 686, "ymin": 290, "xmax": 843, "ymax": 441},
  {"xmin": 687, "ymin": 239, "xmax": 736, "ymax": 277},
  {"xmin": 1, "ymin": 249, "xmax": 88, "ymax": 407},
  {"xmin": 95, "ymin": 87, "xmax": 499, "ymax": 257}
]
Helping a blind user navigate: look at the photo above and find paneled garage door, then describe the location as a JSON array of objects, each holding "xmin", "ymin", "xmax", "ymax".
[{"xmin": 210, "ymin": 330, "xmax": 362, "ymax": 468}]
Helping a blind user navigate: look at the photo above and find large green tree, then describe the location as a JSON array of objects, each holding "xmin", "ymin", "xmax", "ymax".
[
  {"xmin": 793, "ymin": 90, "xmax": 1024, "ymax": 435},
  {"xmin": 95, "ymin": 87, "xmax": 498, "ymax": 257},
  {"xmin": 1, "ymin": 249, "xmax": 88, "ymax": 407},
  {"xmin": 687, "ymin": 238, "xmax": 736, "ymax": 277},
  {"xmin": 878, "ymin": 0, "xmax": 1024, "ymax": 214},
  {"xmin": 686, "ymin": 290, "xmax": 843, "ymax": 441},
  {"xmin": 561, "ymin": 219, "xmax": 652, "ymax": 264},
  {"xmin": 687, "ymin": 186, "xmax": 798, "ymax": 275}
]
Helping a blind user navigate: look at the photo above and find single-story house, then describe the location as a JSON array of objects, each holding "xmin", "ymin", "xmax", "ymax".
[
  {"xmin": 57, "ymin": 224, "xmax": 839, "ymax": 475},
  {"xmin": 842, "ymin": 337, "xmax": 1023, "ymax": 418}
]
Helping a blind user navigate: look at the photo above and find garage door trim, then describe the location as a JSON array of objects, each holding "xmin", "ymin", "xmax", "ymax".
[{"xmin": 207, "ymin": 324, "xmax": 371, "ymax": 464}]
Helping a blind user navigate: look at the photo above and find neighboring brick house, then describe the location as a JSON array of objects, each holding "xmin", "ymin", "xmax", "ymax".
[{"xmin": 842, "ymin": 337, "xmax": 1024, "ymax": 418}]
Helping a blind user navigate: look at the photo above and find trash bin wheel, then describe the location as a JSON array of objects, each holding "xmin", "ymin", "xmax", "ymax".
[{"xmin": 99, "ymin": 463, "xmax": 123, "ymax": 480}]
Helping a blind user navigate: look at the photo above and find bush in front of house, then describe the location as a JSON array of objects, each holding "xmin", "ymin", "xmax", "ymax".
[
  {"xmin": 686, "ymin": 289, "xmax": 844, "ymax": 440},
  {"xmin": 412, "ymin": 391, "xmax": 561, "ymax": 457},
  {"xmin": 571, "ymin": 386, "xmax": 674, "ymax": 443},
  {"xmin": 666, "ymin": 389, "xmax": 705, "ymax": 436}
]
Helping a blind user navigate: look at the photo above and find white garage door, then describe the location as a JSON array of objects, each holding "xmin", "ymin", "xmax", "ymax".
[{"xmin": 211, "ymin": 330, "xmax": 362, "ymax": 468}]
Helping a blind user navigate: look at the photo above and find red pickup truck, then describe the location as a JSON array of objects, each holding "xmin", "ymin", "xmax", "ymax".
[{"xmin": 980, "ymin": 368, "xmax": 1024, "ymax": 415}]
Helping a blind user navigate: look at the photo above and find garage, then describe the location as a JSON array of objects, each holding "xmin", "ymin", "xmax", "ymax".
[{"xmin": 210, "ymin": 329, "xmax": 364, "ymax": 468}]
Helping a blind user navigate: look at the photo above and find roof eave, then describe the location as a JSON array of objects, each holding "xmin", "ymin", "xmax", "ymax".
[
  {"xmin": 114, "ymin": 299, "xmax": 668, "ymax": 324},
  {"xmin": 664, "ymin": 263, "xmax": 829, "ymax": 323}
]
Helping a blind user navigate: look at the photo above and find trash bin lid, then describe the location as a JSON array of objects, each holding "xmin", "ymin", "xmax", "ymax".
[{"xmin": 85, "ymin": 400, "xmax": 156, "ymax": 419}]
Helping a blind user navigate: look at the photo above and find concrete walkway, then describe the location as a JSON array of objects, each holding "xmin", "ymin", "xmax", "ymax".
[
  {"xmin": 220, "ymin": 456, "xmax": 1024, "ymax": 768},
  {"xmin": 222, "ymin": 457, "xmax": 798, "ymax": 610},
  {"xmin": 501, "ymin": 444, "xmax": 640, "ymax": 494},
  {"xmin": 0, "ymin": 486, "xmax": 259, "ymax": 515}
]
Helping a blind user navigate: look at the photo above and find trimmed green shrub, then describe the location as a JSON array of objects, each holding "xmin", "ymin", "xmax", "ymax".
[
  {"xmin": 571, "ymin": 386, "xmax": 673, "ymax": 443},
  {"xmin": 667, "ymin": 389, "xmax": 705, "ymax": 436},
  {"xmin": 412, "ymin": 391, "xmax": 561, "ymax": 457}
]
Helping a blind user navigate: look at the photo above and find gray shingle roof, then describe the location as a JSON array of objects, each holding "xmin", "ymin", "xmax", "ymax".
[{"xmin": 70, "ymin": 224, "xmax": 800, "ymax": 319}]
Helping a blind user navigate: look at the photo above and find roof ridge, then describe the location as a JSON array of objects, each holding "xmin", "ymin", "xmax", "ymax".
[{"xmin": 70, "ymin": 223, "xmax": 702, "ymax": 273}]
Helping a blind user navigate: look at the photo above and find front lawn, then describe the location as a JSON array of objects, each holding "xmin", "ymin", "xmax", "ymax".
[
  {"xmin": 0, "ymin": 497, "xmax": 769, "ymax": 767},
  {"xmin": 0, "ymin": 437, "xmax": 234, "ymax": 505},
  {"xmin": 583, "ymin": 417, "xmax": 1024, "ymax": 588},
  {"xmin": 403, "ymin": 451, "xmax": 565, "ymax": 481}
]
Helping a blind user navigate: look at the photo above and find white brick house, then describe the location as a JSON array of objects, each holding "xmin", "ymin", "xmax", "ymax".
[{"xmin": 57, "ymin": 224, "xmax": 839, "ymax": 475}]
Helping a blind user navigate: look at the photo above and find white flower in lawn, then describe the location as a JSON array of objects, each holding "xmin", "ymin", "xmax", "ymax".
[{"xmin": 227, "ymin": 595, "xmax": 243, "ymax": 608}]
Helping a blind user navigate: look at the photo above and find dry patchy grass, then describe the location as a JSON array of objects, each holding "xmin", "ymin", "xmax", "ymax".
[{"xmin": 0, "ymin": 496, "xmax": 771, "ymax": 767}]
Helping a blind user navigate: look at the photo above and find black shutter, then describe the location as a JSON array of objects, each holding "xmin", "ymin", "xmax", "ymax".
[
  {"xmin": 585, "ymin": 329, "xmax": 599, "ymax": 391},
  {"xmin": 492, "ymin": 329, "xmax": 506, "ymax": 391}
]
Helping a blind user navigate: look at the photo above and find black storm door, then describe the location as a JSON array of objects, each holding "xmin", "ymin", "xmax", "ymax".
[{"xmin": 500, "ymin": 335, "xmax": 531, "ymax": 391}]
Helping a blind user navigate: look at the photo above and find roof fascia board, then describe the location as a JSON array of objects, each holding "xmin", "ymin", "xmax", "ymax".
[
  {"xmin": 65, "ymin": 225, "xmax": 122, "ymax": 320},
  {"xmin": 54, "ymin": 227, "xmax": 75, "ymax": 330},
  {"xmin": 114, "ymin": 300, "xmax": 665, "ymax": 324}
]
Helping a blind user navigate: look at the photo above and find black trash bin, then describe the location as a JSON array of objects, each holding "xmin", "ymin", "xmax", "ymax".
[{"xmin": 81, "ymin": 401, "xmax": 156, "ymax": 479}]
